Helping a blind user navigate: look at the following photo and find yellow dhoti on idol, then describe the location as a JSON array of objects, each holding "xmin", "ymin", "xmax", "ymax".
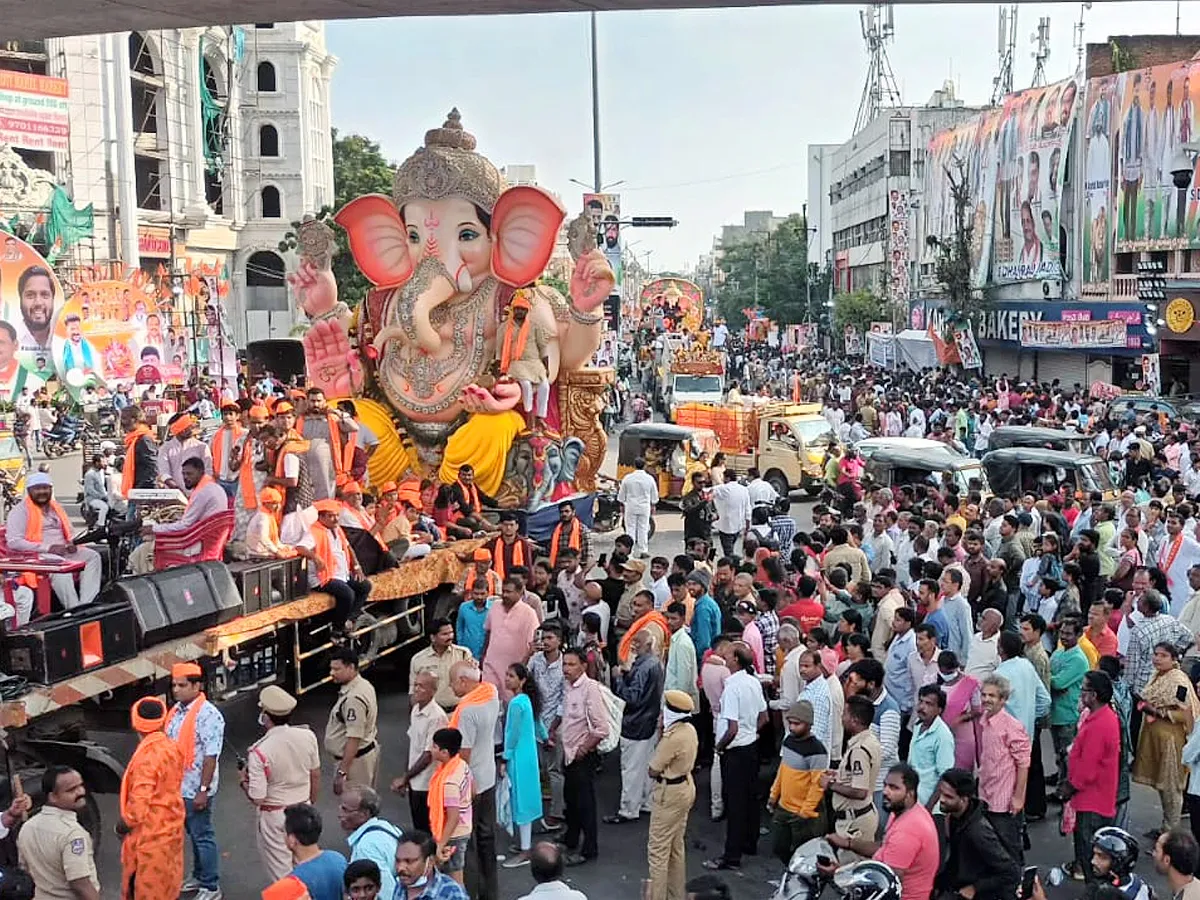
[{"xmin": 354, "ymin": 397, "xmax": 522, "ymax": 497}]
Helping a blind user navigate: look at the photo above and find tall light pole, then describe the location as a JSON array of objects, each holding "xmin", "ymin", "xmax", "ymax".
[{"xmin": 590, "ymin": 11, "xmax": 602, "ymax": 192}]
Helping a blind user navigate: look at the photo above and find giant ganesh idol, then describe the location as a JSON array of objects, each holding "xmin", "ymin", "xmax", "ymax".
[{"xmin": 293, "ymin": 109, "xmax": 613, "ymax": 508}]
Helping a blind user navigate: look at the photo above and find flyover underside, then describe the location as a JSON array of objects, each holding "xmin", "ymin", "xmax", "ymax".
[{"xmin": 26, "ymin": 0, "xmax": 1124, "ymax": 41}]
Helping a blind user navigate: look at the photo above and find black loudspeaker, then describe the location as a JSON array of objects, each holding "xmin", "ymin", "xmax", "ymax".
[
  {"xmin": 103, "ymin": 561, "xmax": 244, "ymax": 648},
  {"xmin": 228, "ymin": 558, "xmax": 304, "ymax": 614},
  {"xmin": 2, "ymin": 602, "xmax": 138, "ymax": 684}
]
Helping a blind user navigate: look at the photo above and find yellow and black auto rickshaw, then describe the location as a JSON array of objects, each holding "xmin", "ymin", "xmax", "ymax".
[{"xmin": 615, "ymin": 422, "xmax": 720, "ymax": 503}]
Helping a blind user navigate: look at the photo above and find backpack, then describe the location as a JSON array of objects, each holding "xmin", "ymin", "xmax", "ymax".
[{"xmin": 588, "ymin": 680, "xmax": 625, "ymax": 755}]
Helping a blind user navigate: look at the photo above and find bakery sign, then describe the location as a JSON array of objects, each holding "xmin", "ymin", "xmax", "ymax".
[{"xmin": 1020, "ymin": 318, "xmax": 1127, "ymax": 349}]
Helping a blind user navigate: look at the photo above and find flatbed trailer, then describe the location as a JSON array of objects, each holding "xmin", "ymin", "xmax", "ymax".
[{"xmin": 0, "ymin": 540, "xmax": 479, "ymax": 836}]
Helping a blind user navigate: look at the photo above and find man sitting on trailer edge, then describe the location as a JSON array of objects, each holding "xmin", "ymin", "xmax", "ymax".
[
  {"xmin": 295, "ymin": 499, "xmax": 372, "ymax": 636},
  {"xmin": 5, "ymin": 471, "xmax": 102, "ymax": 618}
]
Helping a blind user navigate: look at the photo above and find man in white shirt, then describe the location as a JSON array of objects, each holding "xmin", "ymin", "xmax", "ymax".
[
  {"xmin": 712, "ymin": 470, "xmax": 752, "ymax": 558},
  {"xmin": 965, "ymin": 608, "xmax": 1004, "ymax": 679},
  {"xmin": 707, "ymin": 643, "xmax": 766, "ymax": 870},
  {"xmin": 1185, "ymin": 457, "xmax": 1200, "ymax": 501},
  {"xmin": 648, "ymin": 557, "xmax": 671, "ymax": 610},
  {"xmin": 246, "ymin": 487, "xmax": 294, "ymax": 559},
  {"xmin": 157, "ymin": 413, "xmax": 212, "ymax": 491},
  {"xmin": 5, "ymin": 472, "xmax": 102, "ymax": 616},
  {"xmin": 617, "ymin": 456, "xmax": 659, "ymax": 558},
  {"xmin": 391, "ymin": 671, "xmax": 447, "ymax": 836},
  {"xmin": 1158, "ymin": 510, "xmax": 1200, "ymax": 615},
  {"xmin": 746, "ymin": 468, "xmax": 778, "ymax": 510}
]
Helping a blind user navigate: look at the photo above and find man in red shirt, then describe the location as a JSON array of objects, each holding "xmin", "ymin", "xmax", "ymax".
[
  {"xmin": 1082, "ymin": 599, "xmax": 1119, "ymax": 663},
  {"xmin": 821, "ymin": 763, "xmax": 940, "ymax": 900},
  {"xmin": 1060, "ymin": 670, "xmax": 1122, "ymax": 881},
  {"xmin": 778, "ymin": 575, "xmax": 825, "ymax": 636}
]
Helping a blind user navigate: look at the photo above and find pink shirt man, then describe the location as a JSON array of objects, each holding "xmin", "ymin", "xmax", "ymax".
[
  {"xmin": 978, "ymin": 706, "xmax": 1032, "ymax": 814},
  {"xmin": 559, "ymin": 672, "xmax": 609, "ymax": 764},
  {"xmin": 482, "ymin": 599, "xmax": 539, "ymax": 700},
  {"xmin": 875, "ymin": 804, "xmax": 941, "ymax": 900}
]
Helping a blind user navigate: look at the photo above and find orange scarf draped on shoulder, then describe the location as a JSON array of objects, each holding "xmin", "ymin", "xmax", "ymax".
[
  {"xmin": 499, "ymin": 317, "xmax": 531, "ymax": 375},
  {"xmin": 169, "ymin": 694, "xmax": 209, "ymax": 772},
  {"xmin": 121, "ymin": 424, "xmax": 155, "ymax": 496},
  {"xmin": 311, "ymin": 522, "xmax": 352, "ymax": 586},
  {"xmin": 343, "ymin": 503, "xmax": 387, "ymax": 550},
  {"xmin": 23, "ymin": 495, "xmax": 73, "ymax": 545},
  {"xmin": 618, "ymin": 611, "xmax": 671, "ymax": 664},
  {"xmin": 273, "ymin": 432, "xmax": 311, "ymax": 478},
  {"xmin": 449, "ymin": 680, "xmax": 498, "ymax": 729},
  {"xmin": 549, "ymin": 518, "xmax": 582, "ymax": 567},
  {"xmin": 214, "ymin": 426, "xmax": 256, "ymax": 509},
  {"xmin": 298, "ymin": 413, "xmax": 356, "ymax": 476},
  {"xmin": 464, "ymin": 568, "xmax": 501, "ymax": 595},
  {"xmin": 491, "ymin": 537, "xmax": 524, "ymax": 581},
  {"xmin": 428, "ymin": 754, "xmax": 470, "ymax": 842},
  {"xmin": 458, "ymin": 479, "xmax": 481, "ymax": 516}
]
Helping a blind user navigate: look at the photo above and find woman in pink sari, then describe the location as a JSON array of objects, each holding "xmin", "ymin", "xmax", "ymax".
[{"xmin": 937, "ymin": 649, "xmax": 982, "ymax": 770}]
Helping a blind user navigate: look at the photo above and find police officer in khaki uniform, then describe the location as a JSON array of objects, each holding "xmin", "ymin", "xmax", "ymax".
[
  {"xmin": 242, "ymin": 685, "xmax": 322, "ymax": 883},
  {"xmin": 646, "ymin": 690, "xmax": 698, "ymax": 900},
  {"xmin": 17, "ymin": 766, "xmax": 100, "ymax": 900},
  {"xmin": 821, "ymin": 695, "xmax": 881, "ymax": 864},
  {"xmin": 324, "ymin": 647, "xmax": 379, "ymax": 794}
]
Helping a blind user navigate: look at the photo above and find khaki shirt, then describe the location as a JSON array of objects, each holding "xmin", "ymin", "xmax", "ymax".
[
  {"xmin": 247, "ymin": 724, "xmax": 322, "ymax": 807},
  {"xmin": 324, "ymin": 674, "xmax": 378, "ymax": 758},
  {"xmin": 17, "ymin": 805, "xmax": 99, "ymax": 899},
  {"xmin": 409, "ymin": 644, "xmax": 473, "ymax": 710},
  {"xmin": 831, "ymin": 729, "xmax": 881, "ymax": 813},
  {"xmin": 649, "ymin": 720, "xmax": 698, "ymax": 782}
]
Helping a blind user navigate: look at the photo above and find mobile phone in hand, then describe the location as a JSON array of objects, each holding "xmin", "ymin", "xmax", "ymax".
[{"xmin": 1020, "ymin": 866, "xmax": 1038, "ymax": 900}]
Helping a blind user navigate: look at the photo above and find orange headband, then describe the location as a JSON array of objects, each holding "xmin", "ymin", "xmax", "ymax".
[
  {"xmin": 131, "ymin": 697, "xmax": 167, "ymax": 734},
  {"xmin": 170, "ymin": 414, "xmax": 197, "ymax": 437},
  {"xmin": 172, "ymin": 662, "xmax": 202, "ymax": 679}
]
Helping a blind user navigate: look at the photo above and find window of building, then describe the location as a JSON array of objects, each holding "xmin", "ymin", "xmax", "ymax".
[
  {"xmin": 257, "ymin": 61, "xmax": 277, "ymax": 93},
  {"xmin": 247, "ymin": 250, "xmax": 286, "ymax": 286},
  {"xmin": 259, "ymin": 124, "xmax": 279, "ymax": 157},
  {"xmin": 261, "ymin": 186, "xmax": 281, "ymax": 218},
  {"xmin": 135, "ymin": 156, "xmax": 163, "ymax": 211},
  {"xmin": 889, "ymin": 150, "xmax": 910, "ymax": 177},
  {"xmin": 1114, "ymin": 253, "xmax": 1134, "ymax": 275}
]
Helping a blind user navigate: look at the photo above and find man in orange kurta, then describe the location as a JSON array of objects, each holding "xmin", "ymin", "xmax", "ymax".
[{"xmin": 120, "ymin": 697, "xmax": 186, "ymax": 900}]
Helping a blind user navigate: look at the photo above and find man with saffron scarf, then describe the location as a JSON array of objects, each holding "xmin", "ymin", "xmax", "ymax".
[
  {"xmin": 142, "ymin": 456, "xmax": 230, "ymax": 546},
  {"xmin": 157, "ymin": 413, "xmax": 210, "ymax": 491},
  {"xmin": 212, "ymin": 403, "xmax": 255, "ymax": 504},
  {"xmin": 120, "ymin": 405, "xmax": 158, "ymax": 503},
  {"xmin": 337, "ymin": 481, "xmax": 398, "ymax": 576},
  {"xmin": 446, "ymin": 464, "xmax": 497, "ymax": 535},
  {"xmin": 165, "ymin": 663, "xmax": 225, "ymax": 900},
  {"xmin": 448, "ymin": 662, "xmax": 500, "ymax": 900},
  {"xmin": 427, "ymin": 727, "xmax": 474, "ymax": 886},
  {"xmin": 5, "ymin": 472, "xmax": 101, "ymax": 614},
  {"xmin": 246, "ymin": 487, "xmax": 296, "ymax": 559},
  {"xmin": 461, "ymin": 546, "xmax": 502, "ymax": 597},
  {"xmin": 497, "ymin": 289, "xmax": 556, "ymax": 428},
  {"xmin": 296, "ymin": 387, "xmax": 358, "ymax": 502},
  {"xmin": 617, "ymin": 590, "xmax": 670, "ymax": 667},
  {"xmin": 261, "ymin": 421, "xmax": 315, "ymax": 545},
  {"xmin": 296, "ymin": 499, "xmax": 372, "ymax": 635},
  {"xmin": 119, "ymin": 697, "xmax": 185, "ymax": 900},
  {"xmin": 549, "ymin": 500, "xmax": 592, "ymax": 569},
  {"xmin": 483, "ymin": 512, "xmax": 535, "ymax": 582}
]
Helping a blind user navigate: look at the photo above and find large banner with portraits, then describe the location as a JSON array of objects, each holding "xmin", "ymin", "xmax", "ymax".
[
  {"xmin": 1111, "ymin": 62, "xmax": 1200, "ymax": 250},
  {"xmin": 922, "ymin": 110, "xmax": 1000, "ymax": 290},
  {"xmin": 991, "ymin": 79, "xmax": 1077, "ymax": 284},
  {"xmin": 0, "ymin": 233, "xmax": 60, "ymax": 402},
  {"xmin": 1083, "ymin": 75, "xmax": 1116, "ymax": 290},
  {"xmin": 583, "ymin": 192, "xmax": 623, "ymax": 291}
]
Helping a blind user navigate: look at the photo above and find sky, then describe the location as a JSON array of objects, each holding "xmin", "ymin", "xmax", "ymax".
[{"xmin": 328, "ymin": 1, "xmax": 1200, "ymax": 273}]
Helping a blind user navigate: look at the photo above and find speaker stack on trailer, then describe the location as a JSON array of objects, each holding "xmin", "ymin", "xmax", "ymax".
[
  {"xmin": 227, "ymin": 557, "xmax": 306, "ymax": 615},
  {"xmin": 102, "ymin": 561, "xmax": 244, "ymax": 645},
  {"xmin": 1, "ymin": 602, "xmax": 138, "ymax": 684}
]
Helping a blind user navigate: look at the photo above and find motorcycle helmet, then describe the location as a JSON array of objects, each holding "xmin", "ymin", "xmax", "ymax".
[
  {"xmin": 775, "ymin": 838, "xmax": 837, "ymax": 900},
  {"xmin": 1092, "ymin": 826, "xmax": 1139, "ymax": 877},
  {"xmin": 833, "ymin": 860, "xmax": 902, "ymax": 900}
]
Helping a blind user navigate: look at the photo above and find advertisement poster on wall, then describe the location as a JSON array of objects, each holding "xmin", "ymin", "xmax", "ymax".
[
  {"xmin": 0, "ymin": 72, "xmax": 69, "ymax": 154},
  {"xmin": 1141, "ymin": 353, "xmax": 1161, "ymax": 395},
  {"xmin": 991, "ymin": 79, "xmax": 1077, "ymax": 284},
  {"xmin": 953, "ymin": 325, "xmax": 982, "ymax": 370},
  {"xmin": 1083, "ymin": 75, "xmax": 1116, "ymax": 290},
  {"xmin": 583, "ymin": 192, "xmax": 623, "ymax": 291},
  {"xmin": 923, "ymin": 109, "xmax": 1000, "ymax": 289},
  {"xmin": 887, "ymin": 189, "xmax": 911, "ymax": 303},
  {"xmin": 1111, "ymin": 60, "xmax": 1200, "ymax": 249},
  {"xmin": 844, "ymin": 325, "xmax": 863, "ymax": 355}
]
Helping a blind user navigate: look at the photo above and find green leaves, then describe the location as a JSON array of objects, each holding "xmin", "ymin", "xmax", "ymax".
[
  {"xmin": 832, "ymin": 289, "xmax": 886, "ymax": 334},
  {"xmin": 330, "ymin": 129, "xmax": 398, "ymax": 308},
  {"xmin": 713, "ymin": 213, "xmax": 818, "ymax": 327}
]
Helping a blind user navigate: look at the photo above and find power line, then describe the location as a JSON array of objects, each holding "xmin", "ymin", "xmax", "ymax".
[{"xmin": 619, "ymin": 161, "xmax": 806, "ymax": 193}]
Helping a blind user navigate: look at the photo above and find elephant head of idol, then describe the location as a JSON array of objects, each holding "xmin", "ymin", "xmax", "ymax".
[{"xmin": 334, "ymin": 109, "xmax": 566, "ymax": 448}]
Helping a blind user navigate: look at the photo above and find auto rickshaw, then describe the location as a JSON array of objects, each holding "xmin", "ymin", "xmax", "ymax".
[
  {"xmin": 861, "ymin": 445, "xmax": 991, "ymax": 497},
  {"xmin": 981, "ymin": 447, "xmax": 1118, "ymax": 501},
  {"xmin": 986, "ymin": 426, "xmax": 1090, "ymax": 454},
  {"xmin": 615, "ymin": 422, "xmax": 720, "ymax": 503}
]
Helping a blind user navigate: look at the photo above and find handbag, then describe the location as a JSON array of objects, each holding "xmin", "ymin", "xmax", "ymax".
[
  {"xmin": 584, "ymin": 681, "xmax": 624, "ymax": 756},
  {"xmin": 496, "ymin": 773, "xmax": 514, "ymax": 832}
]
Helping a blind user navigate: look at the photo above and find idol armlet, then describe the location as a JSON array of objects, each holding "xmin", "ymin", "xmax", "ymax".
[{"xmin": 569, "ymin": 305, "xmax": 605, "ymax": 326}]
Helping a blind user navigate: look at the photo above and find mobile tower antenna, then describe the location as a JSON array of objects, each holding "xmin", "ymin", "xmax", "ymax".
[
  {"xmin": 1031, "ymin": 16, "xmax": 1051, "ymax": 87},
  {"xmin": 1073, "ymin": 2, "xmax": 1092, "ymax": 71},
  {"xmin": 854, "ymin": 3, "xmax": 902, "ymax": 135},
  {"xmin": 992, "ymin": 5, "xmax": 1017, "ymax": 105}
]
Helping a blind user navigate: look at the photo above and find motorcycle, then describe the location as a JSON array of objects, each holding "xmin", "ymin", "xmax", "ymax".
[
  {"xmin": 41, "ymin": 414, "xmax": 88, "ymax": 457},
  {"xmin": 776, "ymin": 838, "xmax": 899, "ymax": 900}
]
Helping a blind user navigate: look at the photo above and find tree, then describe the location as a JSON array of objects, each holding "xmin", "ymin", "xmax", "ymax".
[
  {"xmin": 281, "ymin": 130, "xmax": 398, "ymax": 308},
  {"xmin": 713, "ymin": 213, "xmax": 814, "ymax": 327},
  {"xmin": 929, "ymin": 158, "xmax": 980, "ymax": 338},
  {"xmin": 832, "ymin": 288, "xmax": 886, "ymax": 335}
]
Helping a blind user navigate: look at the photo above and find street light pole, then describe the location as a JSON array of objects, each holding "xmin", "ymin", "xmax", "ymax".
[{"xmin": 590, "ymin": 11, "xmax": 602, "ymax": 192}]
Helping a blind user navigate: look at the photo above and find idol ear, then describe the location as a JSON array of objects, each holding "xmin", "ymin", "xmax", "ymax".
[
  {"xmin": 491, "ymin": 186, "xmax": 566, "ymax": 287},
  {"xmin": 333, "ymin": 195, "xmax": 414, "ymax": 287}
]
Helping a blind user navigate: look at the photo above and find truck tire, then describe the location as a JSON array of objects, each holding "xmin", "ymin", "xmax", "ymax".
[
  {"xmin": 804, "ymin": 479, "xmax": 823, "ymax": 497},
  {"xmin": 765, "ymin": 471, "xmax": 790, "ymax": 501}
]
